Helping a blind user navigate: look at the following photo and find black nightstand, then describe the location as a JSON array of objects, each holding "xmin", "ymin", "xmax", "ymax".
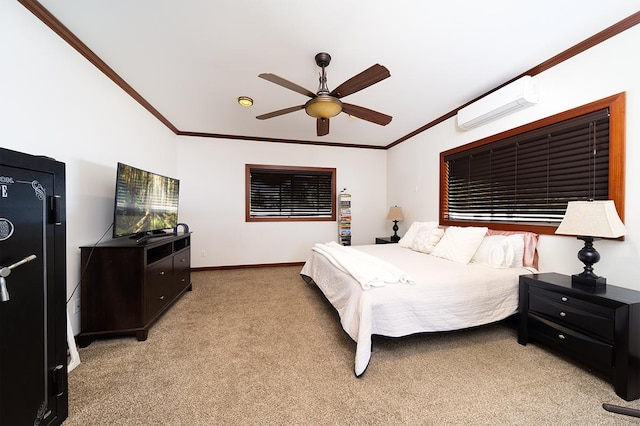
[
  {"xmin": 518, "ymin": 272, "xmax": 640, "ymax": 401},
  {"xmin": 375, "ymin": 237, "xmax": 398, "ymax": 244}
]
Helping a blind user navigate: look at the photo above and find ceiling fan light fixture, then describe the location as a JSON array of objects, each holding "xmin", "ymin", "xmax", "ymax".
[
  {"xmin": 305, "ymin": 95, "xmax": 342, "ymax": 119},
  {"xmin": 257, "ymin": 52, "xmax": 391, "ymax": 135},
  {"xmin": 238, "ymin": 96, "xmax": 253, "ymax": 107}
]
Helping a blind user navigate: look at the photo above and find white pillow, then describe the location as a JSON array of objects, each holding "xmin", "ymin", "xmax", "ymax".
[
  {"xmin": 410, "ymin": 227, "xmax": 445, "ymax": 254},
  {"xmin": 508, "ymin": 234, "xmax": 525, "ymax": 267},
  {"xmin": 472, "ymin": 235, "xmax": 511, "ymax": 268},
  {"xmin": 472, "ymin": 234, "xmax": 525, "ymax": 268},
  {"xmin": 431, "ymin": 226, "xmax": 488, "ymax": 264},
  {"xmin": 398, "ymin": 221, "xmax": 438, "ymax": 248}
]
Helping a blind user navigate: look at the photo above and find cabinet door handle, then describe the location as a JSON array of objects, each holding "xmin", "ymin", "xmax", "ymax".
[
  {"xmin": 159, "ymin": 271, "xmax": 165, "ymax": 275},
  {"xmin": 561, "ymin": 296, "xmax": 568, "ymax": 302},
  {"xmin": 159, "ymin": 295, "xmax": 164, "ymax": 300},
  {"xmin": 558, "ymin": 334, "xmax": 565, "ymax": 340},
  {"xmin": 559, "ymin": 311, "xmax": 567, "ymax": 317},
  {"xmin": 180, "ymin": 258, "xmax": 185, "ymax": 263}
]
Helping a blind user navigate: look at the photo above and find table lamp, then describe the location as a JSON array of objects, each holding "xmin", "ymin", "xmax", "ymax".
[
  {"xmin": 555, "ymin": 200, "xmax": 626, "ymax": 288},
  {"xmin": 386, "ymin": 206, "xmax": 404, "ymax": 242}
]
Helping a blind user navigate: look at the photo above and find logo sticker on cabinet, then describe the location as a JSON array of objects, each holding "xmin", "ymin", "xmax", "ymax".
[{"xmin": 0, "ymin": 218, "xmax": 14, "ymax": 241}]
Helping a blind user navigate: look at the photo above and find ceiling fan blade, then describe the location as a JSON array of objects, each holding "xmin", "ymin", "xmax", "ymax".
[
  {"xmin": 329, "ymin": 64, "xmax": 390, "ymax": 98},
  {"xmin": 342, "ymin": 103, "xmax": 392, "ymax": 126},
  {"xmin": 256, "ymin": 105, "xmax": 305, "ymax": 120},
  {"xmin": 258, "ymin": 73, "xmax": 316, "ymax": 98},
  {"xmin": 317, "ymin": 118, "xmax": 329, "ymax": 136}
]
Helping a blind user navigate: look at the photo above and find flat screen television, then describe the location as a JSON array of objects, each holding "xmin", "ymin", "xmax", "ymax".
[{"xmin": 113, "ymin": 162, "xmax": 180, "ymax": 241}]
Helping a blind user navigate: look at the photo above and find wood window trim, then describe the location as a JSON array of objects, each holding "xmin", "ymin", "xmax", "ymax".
[
  {"xmin": 439, "ymin": 92, "xmax": 625, "ymax": 235},
  {"xmin": 245, "ymin": 164, "xmax": 337, "ymax": 222}
]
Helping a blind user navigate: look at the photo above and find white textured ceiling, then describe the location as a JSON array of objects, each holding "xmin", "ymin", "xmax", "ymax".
[{"xmin": 35, "ymin": 1, "xmax": 640, "ymax": 147}]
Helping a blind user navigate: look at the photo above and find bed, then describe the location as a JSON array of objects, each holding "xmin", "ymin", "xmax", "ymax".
[{"xmin": 300, "ymin": 223, "xmax": 539, "ymax": 376}]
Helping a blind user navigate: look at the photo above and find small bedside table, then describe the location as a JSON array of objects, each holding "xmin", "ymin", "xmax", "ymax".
[
  {"xmin": 375, "ymin": 237, "xmax": 398, "ymax": 244},
  {"xmin": 518, "ymin": 272, "xmax": 640, "ymax": 401}
]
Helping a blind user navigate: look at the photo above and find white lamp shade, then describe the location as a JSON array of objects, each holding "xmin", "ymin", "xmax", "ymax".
[
  {"xmin": 555, "ymin": 200, "xmax": 626, "ymax": 238},
  {"xmin": 386, "ymin": 206, "xmax": 404, "ymax": 221}
]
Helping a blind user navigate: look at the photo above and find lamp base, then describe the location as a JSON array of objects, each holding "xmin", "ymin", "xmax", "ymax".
[
  {"xmin": 571, "ymin": 272, "xmax": 606, "ymax": 290},
  {"xmin": 390, "ymin": 220, "xmax": 400, "ymax": 242},
  {"xmin": 571, "ymin": 236, "xmax": 606, "ymax": 291}
]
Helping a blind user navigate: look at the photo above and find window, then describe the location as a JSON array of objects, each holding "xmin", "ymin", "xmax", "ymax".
[
  {"xmin": 440, "ymin": 93, "xmax": 625, "ymax": 234},
  {"xmin": 246, "ymin": 164, "xmax": 336, "ymax": 222}
]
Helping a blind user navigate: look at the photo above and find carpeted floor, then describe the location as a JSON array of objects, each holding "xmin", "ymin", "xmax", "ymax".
[{"xmin": 65, "ymin": 266, "xmax": 640, "ymax": 425}]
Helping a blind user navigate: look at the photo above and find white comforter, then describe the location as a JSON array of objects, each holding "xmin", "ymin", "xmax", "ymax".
[{"xmin": 300, "ymin": 243, "xmax": 536, "ymax": 376}]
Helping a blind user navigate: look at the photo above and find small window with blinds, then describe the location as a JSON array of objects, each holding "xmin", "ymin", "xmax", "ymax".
[
  {"xmin": 246, "ymin": 164, "xmax": 336, "ymax": 222},
  {"xmin": 440, "ymin": 93, "xmax": 625, "ymax": 235}
]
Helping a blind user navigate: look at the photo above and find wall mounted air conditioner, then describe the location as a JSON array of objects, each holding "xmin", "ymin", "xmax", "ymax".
[{"xmin": 457, "ymin": 75, "xmax": 538, "ymax": 130}]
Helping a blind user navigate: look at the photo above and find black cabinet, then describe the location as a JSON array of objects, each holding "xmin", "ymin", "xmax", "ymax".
[
  {"xmin": 77, "ymin": 233, "xmax": 192, "ymax": 346},
  {"xmin": 0, "ymin": 148, "xmax": 68, "ymax": 425},
  {"xmin": 519, "ymin": 273, "xmax": 640, "ymax": 401}
]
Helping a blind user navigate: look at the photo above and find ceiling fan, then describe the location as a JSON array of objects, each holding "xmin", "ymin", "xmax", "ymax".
[{"xmin": 256, "ymin": 52, "xmax": 392, "ymax": 137}]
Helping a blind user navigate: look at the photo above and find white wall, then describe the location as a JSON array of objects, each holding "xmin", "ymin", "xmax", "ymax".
[
  {"xmin": 176, "ymin": 137, "xmax": 388, "ymax": 267},
  {"xmin": 1, "ymin": 2, "xmax": 178, "ymax": 334},
  {"xmin": 1, "ymin": 1, "xmax": 389, "ymax": 334},
  {"xmin": 388, "ymin": 24, "xmax": 640, "ymax": 290}
]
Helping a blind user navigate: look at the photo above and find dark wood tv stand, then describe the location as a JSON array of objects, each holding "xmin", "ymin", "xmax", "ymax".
[{"xmin": 77, "ymin": 232, "xmax": 191, "ymax": 347}]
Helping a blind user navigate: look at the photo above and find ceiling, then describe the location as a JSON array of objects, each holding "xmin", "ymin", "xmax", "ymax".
[{"xmin": 31, "ymin": 1, "xmax": 640, "ymax": 148}]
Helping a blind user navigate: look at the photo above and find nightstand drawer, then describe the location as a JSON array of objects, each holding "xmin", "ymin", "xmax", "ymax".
[
  {"xmin": 529, "ymin": 291, "xmax": 614, "ymax": 341},
  {"xmin": 529, "ymin": 315, "xmax": 613, "ymax": 369},
  {"xmin": 529, "ymin": 287, "xmax": 614, "ymax": 316}
]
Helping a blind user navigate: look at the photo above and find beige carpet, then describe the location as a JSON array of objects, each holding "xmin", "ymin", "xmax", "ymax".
[{"xmin": 65, "ymin": 266, "xmax": 640, "ymax": 425}]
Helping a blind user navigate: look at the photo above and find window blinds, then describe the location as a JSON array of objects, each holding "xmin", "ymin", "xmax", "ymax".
[
  {"xmin": 249, "ymin": 168, "xmax": 333, "ymax": 218},
  {"xmin": 444, "ymin": 108, "xmax": 610, "ymax": 224}
]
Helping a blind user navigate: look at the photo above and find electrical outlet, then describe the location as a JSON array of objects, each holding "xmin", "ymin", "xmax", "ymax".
[
  {"xmin": 201, "ymin": 250, "xmax": 206, "ymax": 258},
  {"xmin": 73, "ymin": 298, "xmax": 80, "ymax": 314}
]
